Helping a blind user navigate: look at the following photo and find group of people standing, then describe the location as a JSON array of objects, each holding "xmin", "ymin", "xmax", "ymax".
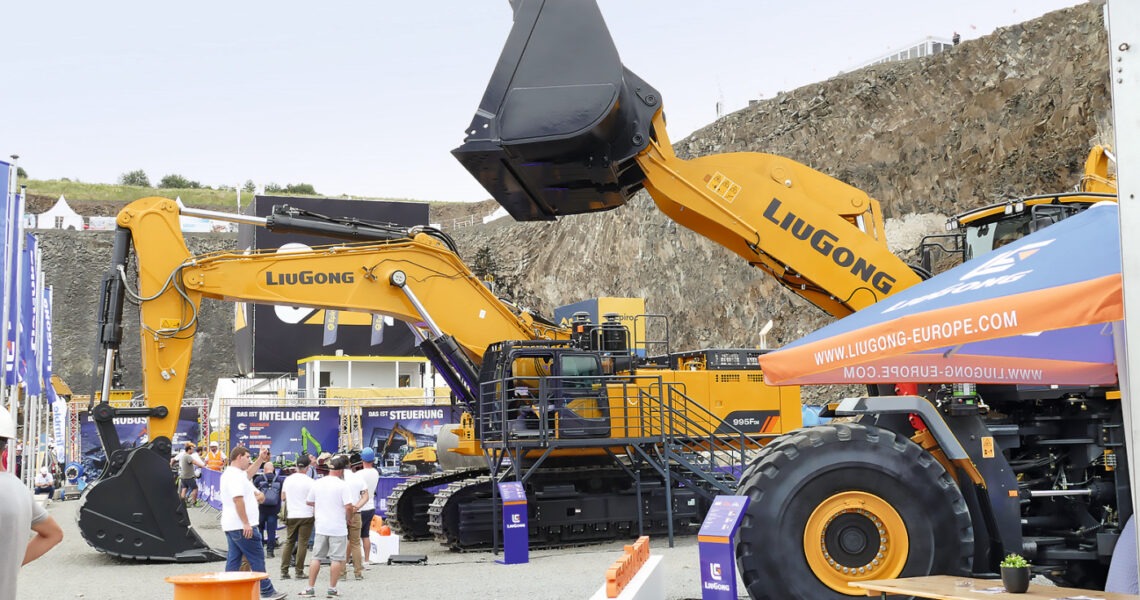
[
  {"xmin": 171, "ymin": 440, "xmax": 229, "ymax": 507},
  {"xmin": 219, "ymin": 446, "xmax": 381, "ymax": 600}
]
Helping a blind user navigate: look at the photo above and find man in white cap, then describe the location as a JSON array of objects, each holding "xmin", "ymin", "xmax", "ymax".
[
  {"xmin": 0, "ymin": 407, "xmax": 62, "ymax": 599},
  {"xmin": 33, "ymin": 467, "xmax": 54, "ymax": 497}
]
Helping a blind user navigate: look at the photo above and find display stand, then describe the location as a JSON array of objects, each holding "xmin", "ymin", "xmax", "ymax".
[
  {"xmin": 697, "ymin": 495, "xmax": 749, "ymax": 600},
  {"xmin": 497, "ymin": 481, "xmax": 528, "ymax": 565}
]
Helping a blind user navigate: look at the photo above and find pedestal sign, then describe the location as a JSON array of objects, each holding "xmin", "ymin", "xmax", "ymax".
[
  {"xmin": 698, "ymin": 495, "xmax": 750, "ymax": 600},
  {"xmin": 498, "ymin": 481, "xmax": 528, "ymax": 565}
]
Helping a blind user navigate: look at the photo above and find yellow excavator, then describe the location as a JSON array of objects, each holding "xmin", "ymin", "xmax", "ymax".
[
  {"xmin": 378, "ymin": 422, "xmax": 437, "ymax": 475},
  {"xmin": 454, "ymin": 1, "xmax": 1123, "ymax": 596},
  {"xmin": 78, "ymin": 196, "xmax": 799, "ymax": 560}
]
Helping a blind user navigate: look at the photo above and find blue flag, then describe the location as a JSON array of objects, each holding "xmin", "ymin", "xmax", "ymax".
[
  {"xmin": 4, "ymin": 199, "xmax": 24, "ymax": 386},
  {"xmin": 322, "ymin": 309, "xmax": 339, "ymax": 346},
  {"xmin": 24, "ymin": 236, "xmax": 40, "ymax": 396},
  {"xmin": 18, "ymin": 233, "xmax": 36, "ymax": 390},
  {"xmin": 43, "ymin": 286, "xmax": 52, "ymax": 385}
]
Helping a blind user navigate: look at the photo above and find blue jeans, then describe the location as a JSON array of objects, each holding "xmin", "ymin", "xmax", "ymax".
[{"xmin": 225, "ymin": 529, "xmax": 277, "ymax": 597}]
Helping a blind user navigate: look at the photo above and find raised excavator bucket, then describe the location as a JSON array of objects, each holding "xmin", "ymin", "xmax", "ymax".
[{"xmin": 452, "ymin": 0, "xmax": 660, "ymax": 221}]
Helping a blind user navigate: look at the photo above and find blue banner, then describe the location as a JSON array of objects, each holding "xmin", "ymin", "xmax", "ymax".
[
  {"xmin": 23, "ymin": 234, "xmax": 39, "ymax": 394},
  {"xmin": 78, "ymin": 408, "xmax": 202, "ymax": 482},
  {"xmin": 359, "ymin": 405, "xmax": 456, "ymax": 476},
  {"xmin": 229, "ymin": 406, "xmax": 340, "ymax": 463},
  {"xmin": 198, "ymin": 467, "xmax": 223, "ymax": 510}
]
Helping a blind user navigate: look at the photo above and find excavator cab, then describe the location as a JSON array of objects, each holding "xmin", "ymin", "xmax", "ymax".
[{"xmin": 452, "ymin": 0, "xmax": 659, "ymax": 221}]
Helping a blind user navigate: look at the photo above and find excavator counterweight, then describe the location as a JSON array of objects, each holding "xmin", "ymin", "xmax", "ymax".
[{"xmin": 452, "ymin": 0, "xmax": 659, "ymax": 221}]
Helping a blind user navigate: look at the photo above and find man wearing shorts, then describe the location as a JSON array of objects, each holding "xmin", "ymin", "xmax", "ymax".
[
  {"xmin": 177, "ymin": 442, "xmax": 205, "ymax": 506},
  {"xmin": 300, "ymin": 455, "xmax": 354, "ymax": 598},
  {"xmin": 356, "ymin": 448, "xmax": 380, "ymax": 564}
]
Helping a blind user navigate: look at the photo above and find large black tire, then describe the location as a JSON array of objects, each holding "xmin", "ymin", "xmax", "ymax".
[{"xmin": 736, "ymin": 422, "xmax": 973, "ymax": 599}]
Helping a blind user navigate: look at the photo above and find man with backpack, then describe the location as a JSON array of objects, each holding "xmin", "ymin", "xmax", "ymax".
[{"xmin": 253, "ymin": 460, "xmax": 283, "ymax": 557}]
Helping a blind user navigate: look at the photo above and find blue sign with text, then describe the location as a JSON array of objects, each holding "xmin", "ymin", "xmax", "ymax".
[
  {"xmin": 229, "ymin": 406, "xmax": 340, "ymax": 460},
  {"xmin": 698, "ymin": 495, "xmax": 750, "ymax": 600},
  {"xmin": 498, "ymin": 481, "xmax": 528, "ymax": 565}
]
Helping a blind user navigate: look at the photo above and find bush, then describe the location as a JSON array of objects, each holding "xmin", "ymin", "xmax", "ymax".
[
  {"xmin": 16, "ymin": 167, "xmax": 27, "ymax": 179},
  {"xmin": 119, "ymin": 169, "xmax": 151, "ymax": 187},
  {"xmin": 158, "ymin": 174, "xmax": 202, "ymax": 189}
]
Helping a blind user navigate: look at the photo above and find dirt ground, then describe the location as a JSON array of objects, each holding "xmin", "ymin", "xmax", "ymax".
[{"xmin": 19, "ymin": 498, "xmax": 723, "ymax": 600}]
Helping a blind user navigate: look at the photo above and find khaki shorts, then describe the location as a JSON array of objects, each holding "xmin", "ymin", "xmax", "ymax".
[{"xmin": 313, "ymin": 534, "xmax": 348, "ymax": 563}]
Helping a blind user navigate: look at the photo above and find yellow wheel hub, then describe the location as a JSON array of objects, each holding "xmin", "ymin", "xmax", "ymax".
[{"xmin": 803, "ymin": 491, "xmax": 909, "ymax": 595}]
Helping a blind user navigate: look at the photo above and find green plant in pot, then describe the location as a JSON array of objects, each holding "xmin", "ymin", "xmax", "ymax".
[{"xmin": 1000, "ymin": 553, "xmax": 1031, "ymax": 593}]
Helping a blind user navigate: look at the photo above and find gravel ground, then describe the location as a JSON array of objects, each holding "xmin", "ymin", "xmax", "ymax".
[{"xmin": 19, "ymin": 499, "xmax": 734, "ymax": 600}]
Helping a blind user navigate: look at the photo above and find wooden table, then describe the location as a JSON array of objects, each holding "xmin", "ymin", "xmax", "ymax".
[{"xmin": 850, "ymin": 575, "xmax": 1140, "ymax": 599}]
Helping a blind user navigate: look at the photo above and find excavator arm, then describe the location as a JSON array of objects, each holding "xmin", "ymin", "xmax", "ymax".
[
  {"xmin": 453, "ymin": 0, "xmax": 923, "ymax": 318},
  {"xmin": 80, "ymin": 196, "xmax": 564, "ymax": 562}
]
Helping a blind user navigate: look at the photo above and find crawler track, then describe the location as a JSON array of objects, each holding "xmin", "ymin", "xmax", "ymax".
[{"xmin": 384, "ymin": 467, "xmax": 489, "ymax": 540}]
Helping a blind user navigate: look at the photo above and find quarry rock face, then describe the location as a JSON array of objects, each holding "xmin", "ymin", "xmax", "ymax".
[{"xmin": 43, "ymin": 3, "xmax": 1109, "ymax": 399}]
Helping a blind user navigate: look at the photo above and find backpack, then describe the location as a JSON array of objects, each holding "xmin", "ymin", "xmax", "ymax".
[{"xmin": 258, "ymin": 473, "xmax": 282, "ymax": 506}]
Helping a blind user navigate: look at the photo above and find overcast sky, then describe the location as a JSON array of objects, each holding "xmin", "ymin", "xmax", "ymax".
[{"xmin": 1, "ymin": 1, "xmax": 1083, "ymax": 203}]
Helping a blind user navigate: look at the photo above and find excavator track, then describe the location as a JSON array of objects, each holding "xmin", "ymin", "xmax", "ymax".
[
  {"xmin": 384, "ymin": 466, "xmax": 489, "ymax": 540},
  {"xmin": 426, "ymin": 466, "xmax": 705, "ymax": 551}
]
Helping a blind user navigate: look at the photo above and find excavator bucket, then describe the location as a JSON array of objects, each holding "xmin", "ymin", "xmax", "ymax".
[
  {"xmin": 452, "ymin": 0, "xmax": 661, "ymax": 221},
  {"xmin": 77, "ymin": 443, "xmax": 224, "ymax": 562}
]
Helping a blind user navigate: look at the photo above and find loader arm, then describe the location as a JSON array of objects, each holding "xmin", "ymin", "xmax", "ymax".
[{"xmin": 453, "ymin": 0, "xmax": 923, "ymax": 318}]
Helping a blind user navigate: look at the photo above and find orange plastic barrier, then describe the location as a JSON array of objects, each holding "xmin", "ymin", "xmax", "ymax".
[
  {"xmin": 165, "ymin": 571, "xmax": 267, "ymax": 600},
  {"xmin": 604, "ymin": 536, "xmax": 650, "ymax": 598}
]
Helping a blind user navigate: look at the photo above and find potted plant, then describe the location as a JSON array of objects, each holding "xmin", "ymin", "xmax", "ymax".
[{"xmin": 1000, "ymin": 553, "xmax": 1031, "ymax": 593}]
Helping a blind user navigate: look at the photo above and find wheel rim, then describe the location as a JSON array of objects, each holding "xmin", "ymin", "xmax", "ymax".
[{"xmin": 803, "ymin": 491, "xmax": 909, "ymax": 595}]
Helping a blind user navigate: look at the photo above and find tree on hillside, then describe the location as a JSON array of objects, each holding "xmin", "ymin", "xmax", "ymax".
[
  {"xmin": 158, "ymin": 174, "xmax": 202, "ymax": 189},
  {"xmin": 119, "ymin": 169, "xmax": 151, "ymax": 187},
  {"xmin": 16, "ymin": 167, "xmax": 27, "ymax": 179},
  {"xmin": 243, "ymin": 180, "xmax": 256, "ymax": 193},
  {"xmin": 264, "ymin": 182, "xmax": 318, "ymax": 196}
]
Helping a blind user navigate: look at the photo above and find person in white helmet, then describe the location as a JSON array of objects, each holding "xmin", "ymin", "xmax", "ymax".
[{"xmin": 0, "ymin": 406, "xmax": 63, "ymax": 598}]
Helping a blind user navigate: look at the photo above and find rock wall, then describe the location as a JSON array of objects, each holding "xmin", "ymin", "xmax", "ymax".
[
  {"xmin": 42, "ymin": 231, "xmax": 236, "ymax": 399},
  {"xmin": 41, "ymin": 2, "xmax": 1111, "ymax": 399}
]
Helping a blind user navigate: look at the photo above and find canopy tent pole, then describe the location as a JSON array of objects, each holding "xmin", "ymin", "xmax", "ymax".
[{"xmin": 1108, "ymin": 0, "xmax": 1140, "ymax": 582}]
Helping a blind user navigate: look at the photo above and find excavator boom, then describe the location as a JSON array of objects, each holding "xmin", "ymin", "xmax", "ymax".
[
  {"xmin": 78, "ymin": 196, "xmax": 565, "ymax": 561},
  {"xmin": 454, "ymin": 0, "xmax": 922, "ymax": 317}
]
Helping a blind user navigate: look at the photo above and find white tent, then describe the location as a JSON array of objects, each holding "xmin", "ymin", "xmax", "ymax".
[{"xmin": 36, "ymin": 195, "xmax": 84, "ymax": 230}]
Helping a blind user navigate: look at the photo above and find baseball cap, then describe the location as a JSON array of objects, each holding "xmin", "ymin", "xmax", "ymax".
[
  {"xmin": 360, "ymin": 448, "xmax": 376, "ymax": 463},
  {"xmin": 329, "ymin": 455, "xmax": 349, "ymax": 471}
]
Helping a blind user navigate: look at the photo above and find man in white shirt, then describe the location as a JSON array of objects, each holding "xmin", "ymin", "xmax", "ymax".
[
  {"xmin": 356, "ymin": 448, "xmax": 381, "ymax": 564},
  {"xmin": 299, "ymin": 455, "xmax": 355, "ymax": 598},
  {"xmin": 0, "ymin": 407, "xmax": 62, "ymax": 600},
  {"xmin": 342, "ymin": 457, "xmax": 369, "ymax": 580},
  {"xmin": 279, "ymin": 454, "xmax": 316, "ymax": 580},
  {"xmin": 220, "ymin": 446, "xmax": 286, "ymax": 600}
]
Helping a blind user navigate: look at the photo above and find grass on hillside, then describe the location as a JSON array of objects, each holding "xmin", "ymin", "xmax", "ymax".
[{"xmin": 19, "ymin": 178, "xmax": 430, "ymax": 210}]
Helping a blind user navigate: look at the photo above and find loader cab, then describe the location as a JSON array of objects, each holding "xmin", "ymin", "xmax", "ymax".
[
  {"xmin": 943, "ymin": 192, "xmax": 1117, "ymax": 264},
  {"xmin": 479, "ymin": 341, "xmax": 611, "ymax": 440}
]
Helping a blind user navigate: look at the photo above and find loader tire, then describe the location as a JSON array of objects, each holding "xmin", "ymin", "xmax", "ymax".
[{"xmin": 736, "ymin": 422, "xmax": 973, "ymax": 600}]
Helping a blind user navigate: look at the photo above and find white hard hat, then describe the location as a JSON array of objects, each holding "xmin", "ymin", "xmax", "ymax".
[{"xmin": 0, "ymin": 407, "xmax": 13, "ymax": 439}]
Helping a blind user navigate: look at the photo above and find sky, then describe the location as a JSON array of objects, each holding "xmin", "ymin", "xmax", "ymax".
[{"xmin": 1, "ymin": 0, "xmax": 1083, "ymax": 203}]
